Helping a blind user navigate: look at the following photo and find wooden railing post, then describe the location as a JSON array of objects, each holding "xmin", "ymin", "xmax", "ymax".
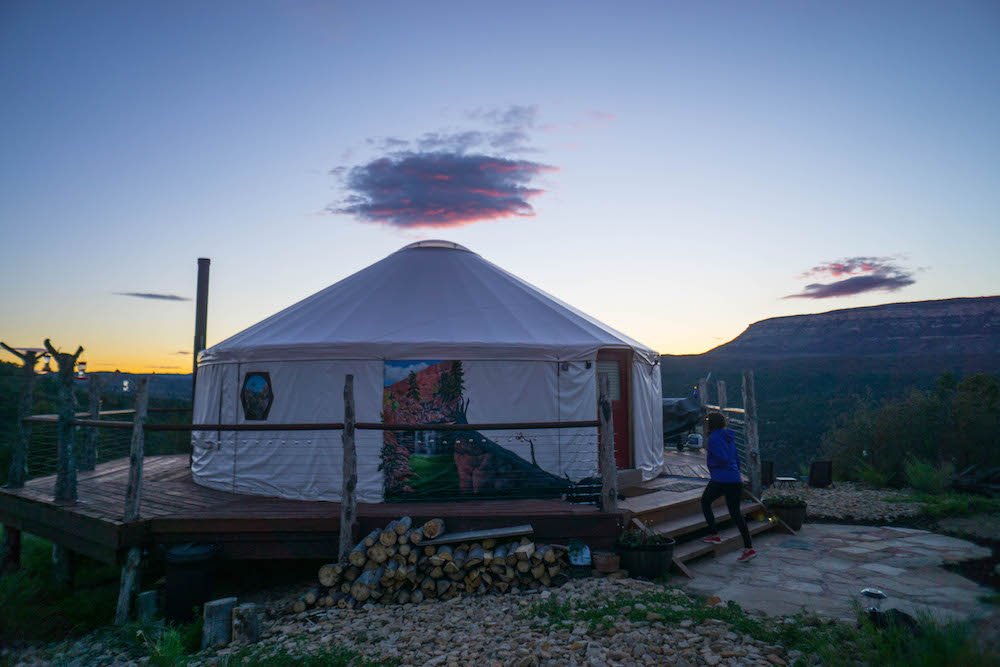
[
  {"xmin": 115, "ymin": 377, "xmax": 149, "ymax": 625},
  {"xmin": 742, "ymin": 370, "xmax": 762, "ymax": 497},
  {"xmin": 0, "ymin": 339, "xmax": 36, "ymax": 572},
  {"xmin": 1, "ymin": 342, "xmax": 41, "ymax": 489},
  {"xmin": 697, "ymin": 377, "xmax": 709, "ymax": 408},
  {"xmin": 80, "ymin": 376, "xmax": 101, "ymax": 471},
  {"xmin": 44, "ymin": 339, "xmax": 83, "ymax": 504},
  {"xmin": 598, "ymin": 374, "xmax": 618, "ymax": 513},
  {"xmin": 716, "ymin": 380, "xmax": 727, "ymax": 412},
  {"xmin": 338, "ymin": 375, "xmax": 358, "ymax": 562}
]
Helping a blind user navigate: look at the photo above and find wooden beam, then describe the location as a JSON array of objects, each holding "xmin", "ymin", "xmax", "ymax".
[
  {"xmin": 742, "ymin": 370, "xmax": 762, "ymax": 497},
  {"xmin": 716, "ymin": 380, "xmax": 727, "ymax": 412},
  {"xmin": 338, "ymin": 375, "xmax": 357, "ymax": 562},
  {"xmin": 420, "ymin": 524, "xmax": 534, "ymax": 546},
  {"xmin": 598, "ymin": 374, "xmax": 618, "ymax": 513}
]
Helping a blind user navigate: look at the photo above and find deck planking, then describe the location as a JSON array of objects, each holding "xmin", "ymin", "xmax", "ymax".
[{"xmin": 0, "ymin": 455, "xmax": 622, "ymax": 562}]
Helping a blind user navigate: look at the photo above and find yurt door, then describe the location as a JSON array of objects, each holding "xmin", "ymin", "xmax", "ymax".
[{"xmin": 597, "ymin": 350, "xmax": 631, "ymax": 469}]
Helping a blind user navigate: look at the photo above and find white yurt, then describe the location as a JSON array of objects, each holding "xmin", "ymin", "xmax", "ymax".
[{"xmin": 192, "ymin": 240, "xmax": 662, "ymax": 502}]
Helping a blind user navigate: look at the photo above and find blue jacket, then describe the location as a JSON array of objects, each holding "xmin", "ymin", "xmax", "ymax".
[{"xmin": 706, "ymin": 428, "xmax": 742, "ymax": 483}]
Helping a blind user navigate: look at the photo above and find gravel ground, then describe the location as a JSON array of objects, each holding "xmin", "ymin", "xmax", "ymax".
[
  {"xmin": 9, "ymin": 579, "xmax": 800, "ymax": 667},
  {"xmin": 763, "ymin": 483, "xmax": 921, "ymax": 523}
]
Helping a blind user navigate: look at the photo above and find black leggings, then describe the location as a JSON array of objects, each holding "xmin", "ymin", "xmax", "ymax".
[{"xmin": 701, "ymin": 481, "xmax": 752, "ymax": 550}]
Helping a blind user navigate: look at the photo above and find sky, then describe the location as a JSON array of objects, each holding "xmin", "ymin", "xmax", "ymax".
[{"xmin": 1, "ymin": 1, "xmax": 998, "ymax": 372}]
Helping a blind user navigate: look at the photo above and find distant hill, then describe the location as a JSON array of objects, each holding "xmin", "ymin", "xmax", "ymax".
[
  {"xmin": 661, "ymin": 296, "xmax": 1000, "ymax": 475},
  {"xmin": 707, "ymin": 296, "xmax": 1000, "ymax": 359}
]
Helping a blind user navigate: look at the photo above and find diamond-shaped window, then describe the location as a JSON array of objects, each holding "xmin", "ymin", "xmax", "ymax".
[{"xmin": 241, "ymin": 372, "xmax": 273, "ymax": 420}]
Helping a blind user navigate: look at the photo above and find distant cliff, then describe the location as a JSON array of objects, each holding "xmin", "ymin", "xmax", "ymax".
[
  {"xmin": 660, "ymin": 296, "xmax": 1000, "ymax": 475},
  {"xmin": 704, "ymin": 296, "xmax": 1000, "ymax": 359}
]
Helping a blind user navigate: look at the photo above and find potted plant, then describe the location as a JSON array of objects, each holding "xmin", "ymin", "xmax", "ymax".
[
  {"xmin": 614, "ymin": 527, "xmax": 675, "ymax": 579},
  {"xmin": 765, "ymin": 494, "xmax": 807, "ymax": 530}
]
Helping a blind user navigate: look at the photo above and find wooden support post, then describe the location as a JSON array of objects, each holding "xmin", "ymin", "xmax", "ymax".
[
  {"xmin": 123, "ymin": 377, "xmax": 150, "ymax": 522},
  {"xmin": 52, "ymin": 542, "xmax": 76, "ymax": 588},
  {"xmin": 598, "ymin": 374, "xmax": 618, "ymax": 513},
  {"xmin": 716, "ymin": 380, "xmax": 727, "ymax": 412},
  {"xmin": 697, "ymin": 377, "xmax": 709, "ymax": 408},
  {"xmin": 338, "ymin": 375, "xmax": 358, "ymax": 562},
  {"xmin": 0, "ymin": 342, "xmax": 41, "ymax": 574},
  {"xmin": 114, "ymin": 377, "xmax": 150, "ymax": 625},
  {"xmin": 742, "ymin": 370, "xmax": 762, "ymax": 497},
  {"xmin": 80, "ymin": 375, "xmax": 101, "ymax": 471},
  {"xmin": 44, "ymin": 339, "xmax": 83, "ymax": 504},
  {"xmin": 1, "ymin": 525, "xmax": 21, "ymax": 573}
]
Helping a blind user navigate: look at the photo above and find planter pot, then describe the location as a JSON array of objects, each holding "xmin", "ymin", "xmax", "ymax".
[
  {"xmin": 770, "ymin": 505, "xmax": 807, "ymax": 531},
  {"xmin": 614, "ymin": 539, "xmax": 675, "ymax": 579},
  {"xmin": 592, "ymin": 551, "xmax": 620, "ymax": 574}
]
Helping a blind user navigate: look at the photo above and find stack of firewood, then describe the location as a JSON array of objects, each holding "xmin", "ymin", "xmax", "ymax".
[{"xmin": 292, "ymin": 517, "xmax": 569, "ymax": 611}]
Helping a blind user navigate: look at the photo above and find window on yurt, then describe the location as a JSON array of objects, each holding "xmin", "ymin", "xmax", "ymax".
[
  {"xmin": 241, "ymin": 372, "xmax": 273, "ymax": 420},
  {"xmin": 596, "ymin": 361, "xmax": 621, "ymax": 400}
]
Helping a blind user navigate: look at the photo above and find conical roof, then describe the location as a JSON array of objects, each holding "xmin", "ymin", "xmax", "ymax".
[{"xmin": 200, "ymin": 241, "xmax": 658, "ymax": 364}]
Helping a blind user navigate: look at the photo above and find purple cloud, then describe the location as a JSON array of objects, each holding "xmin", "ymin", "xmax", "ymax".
[
  {"xmin": 786, "ymin": 256, "xmax": 916, "ymax": 299},
  {"xmin": 330, "ymin": 105, "xmax": 554, "ymax": 228},
  {"xmin": 330, "ymin": 152, "xmax": 554, "ymax": 228}
]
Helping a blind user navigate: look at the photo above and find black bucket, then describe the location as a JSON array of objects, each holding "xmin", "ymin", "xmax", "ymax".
[
  {"xmin": 164, "ymin": 543, "xmax": 217, "ymax": 623},
  {"xmin": 615, "ymin": 539, "xmax": 676, "ymax": 579}
]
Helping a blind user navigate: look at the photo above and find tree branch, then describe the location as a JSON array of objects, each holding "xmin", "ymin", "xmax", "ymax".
[{"xmin": 0, "ymin": 341, "xmax": 27, "ymax": 363}]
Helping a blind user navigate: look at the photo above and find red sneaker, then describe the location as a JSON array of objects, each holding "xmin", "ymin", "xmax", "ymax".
[
  {"xmin": 702, "ymin": 535, "xmax": 723, "ymax": 544},
  {"xmin": 737, "ymin": 548, "xmax": 757, "ymax": 563}
]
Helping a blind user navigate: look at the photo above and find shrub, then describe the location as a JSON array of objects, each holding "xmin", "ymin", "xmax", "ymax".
[
  {"xmin": 616, "ymin": 528, "xmax": 674, "ymax": 547},
  {"xmin": 822, "ymin": 373, "xmax": 1000, "ymax": 488},
  {"xmin": 765, "ymin": 494, "xmax": 806, "ymax": 508},
  {"xmin": 903, "ymin": 457, "xmax": 954, "ymax": 495}
]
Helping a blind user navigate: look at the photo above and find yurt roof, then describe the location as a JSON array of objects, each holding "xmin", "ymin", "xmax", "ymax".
[{"xmin": 200, "ymin": 241, "xmax": 659, "ymax": 365}]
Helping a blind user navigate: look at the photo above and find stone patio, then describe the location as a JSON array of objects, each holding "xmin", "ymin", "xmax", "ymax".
[{"xmin": 680, "ymin": 524, "xmax": 994, "ymax": 622}]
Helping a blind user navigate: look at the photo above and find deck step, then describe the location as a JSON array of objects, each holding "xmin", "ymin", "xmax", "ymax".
[
  {"xmin": 672, "ymin": 519, "xmax": 776, "ymax": 566},
  {"xmin": 645, "ymin": 501, "xmax": 764, "ymax": 539}
]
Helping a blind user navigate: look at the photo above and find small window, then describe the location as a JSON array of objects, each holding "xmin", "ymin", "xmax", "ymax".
[
  {"xmin": 241, "ymin": 372, "xmax": 273, "ymax": 420},
  {"xmin": 596, "ymin": 361, "xmax": 621, "ymax": 400}
]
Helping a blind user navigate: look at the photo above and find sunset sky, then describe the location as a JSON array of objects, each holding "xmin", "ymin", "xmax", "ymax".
[{"xmin": 2, "ymin": 2, "xmax": 999, "ymax": 372}]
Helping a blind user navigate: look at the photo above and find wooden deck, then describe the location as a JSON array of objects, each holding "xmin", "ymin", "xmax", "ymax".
[{"xmin": 0, "ymin": 455, "xmax": 622, "ymax": 564}]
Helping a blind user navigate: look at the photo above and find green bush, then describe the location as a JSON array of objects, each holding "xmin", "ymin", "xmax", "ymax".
[
  {"xmin": 904, "ymin": 457, "xmax": 954, "ymax": 495},
  {"xmin": 823, "ymin": 373, "xmax": 1000, "ymax": 488}
]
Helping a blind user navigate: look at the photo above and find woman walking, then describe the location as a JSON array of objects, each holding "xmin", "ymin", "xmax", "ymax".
[{"xmin": 700, "ymin": 411, "xmax": 757, "ymax": 562}]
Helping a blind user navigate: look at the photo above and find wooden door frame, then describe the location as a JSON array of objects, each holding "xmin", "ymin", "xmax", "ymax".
[{"xmin": 596, "ymin": 348, "xmax": 633, "ymax": 469}]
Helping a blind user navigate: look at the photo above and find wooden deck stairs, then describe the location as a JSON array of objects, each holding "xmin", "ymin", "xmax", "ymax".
[{"xmin": 623, "ymin": 486, "xmax": 789, "ymax": 578}]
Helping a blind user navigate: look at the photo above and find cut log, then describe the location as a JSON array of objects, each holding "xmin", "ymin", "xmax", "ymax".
[
  {"xmin": 363, "ymin": 528, "xmax": 381, "ymax": 548},
  {"xmin": 409, "ymin": 529, "xmax": 423, "ymax": 546},
  {"xmin": 318, "ymin": 563, "xmax": 343, "ymax": 587},
  {"xmin": 516, "ymin": 560, "xmax": 531, "ymax": 574},
  {"xmin": 428, "ymin": 566, "xmax": 444, "ymax": 579},
  {"xmin": 398, "ymin": 543, "xmax": 411, "ymax": 557},
  {"xmin": 515, "ymin": 542, "xmax": 535, "ymax": 561},
  {"xmin": 465, "ymin": 545, "xmax": 484, "ymax": 569},
  {"xmin": 422, "ymin": 518, "xmax": 445, "ymax": 539},
  {"xmin": 344, "ymin": 566, "xmax": 361, "ymax": 582},
  {"xmin": 303, "ymin": 587, "xmax": 320, "ymax": 606},
  {"xmin": 232, "ymin": 603, "xmax": 262, "ymax": 644},
  {"xmin": 436, "ymin": 580, "xmax": 451, "ymax": 596},
  {"xmin": 367, "ymin": 543, "xmax": 388, "ymax": 564},
  {"xmin": 380, "ymin": 523, "xmax": 399, "ymax": 547},
  {"xmin": 394, "ymin": 516, "xmax": 412, "ymax": 535},
  {"xmin": 292, "ymin": 600, "xmax": 306, "ymax": 613},
  {"xmin": 531, "ymin": 563, "xmax": 545, "ymax": 579},
  {"xmin": 350, "ymin": 532, "xmax": 376, "ymax": 567},
  {"xmin": 350, "ymin": 566, "xmax": 382, "ymax": 602},
  {"xmin": 437, "ymin": 545, "xmax": 454, "ymax": 562}
]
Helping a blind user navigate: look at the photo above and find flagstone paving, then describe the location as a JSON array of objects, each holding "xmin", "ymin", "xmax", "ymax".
[{"xmin": 679, "ymin": 524, "xmax": 994, "ymax": 622}]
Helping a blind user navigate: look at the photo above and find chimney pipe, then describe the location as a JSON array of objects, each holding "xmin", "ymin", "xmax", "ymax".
[{"xmin": 191, "ymin": 258, "xmax": 210, "ymax": 403}]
